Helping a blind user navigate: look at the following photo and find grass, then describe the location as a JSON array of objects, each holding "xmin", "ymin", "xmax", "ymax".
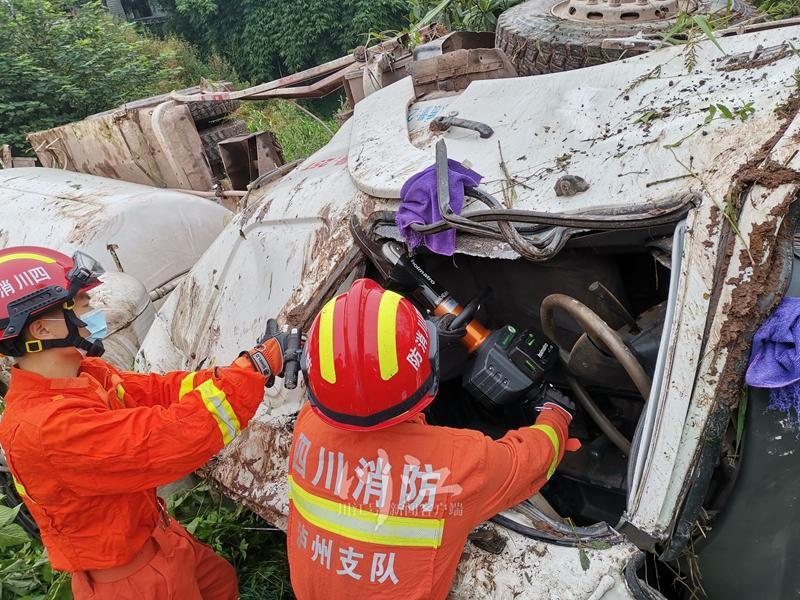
[
  {"xmin": 0, "ymin": 536, "xmax": 72, "ymax": 599},
  {"xmin": 168, "ymin": 481, "xmax": 295, "ymax": 600},
  {"xmin": 233, "ymin": 100, "xmax": 339, "ymax": 164},
  {"xmin": 757, "ymin": 0, "xmax": 800, "ymax": 18},
  {"xmin": 0, "ymin": 482, "xmax": 294, "ymax": 600}
]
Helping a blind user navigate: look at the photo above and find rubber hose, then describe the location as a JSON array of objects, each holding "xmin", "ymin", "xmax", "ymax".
[
  {"xmin": 565, "ymin": 368, "xmax": 632, "ymax": 456},
  {"xmin": 541, "ymin": 294, "xmax": 652, "ymax": 454}
]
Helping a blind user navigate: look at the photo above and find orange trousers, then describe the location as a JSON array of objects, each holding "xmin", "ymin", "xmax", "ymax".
[{"xmin": 71, "ymin": 520, "xmax": 238, "ymax": 600}]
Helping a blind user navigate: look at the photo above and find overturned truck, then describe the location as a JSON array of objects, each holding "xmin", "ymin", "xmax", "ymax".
[{"xmin": 73, "ymin": 18, "xmax": 800, "ymax": 600}]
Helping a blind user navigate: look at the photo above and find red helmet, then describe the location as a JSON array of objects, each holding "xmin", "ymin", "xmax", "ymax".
[
  {"xmin": 302, "ymin": 278, "xmax": 439, "ymax": 431},
  {"xmin": 0, "ymin": 246, "xmax": 105, "ymax": 357}
]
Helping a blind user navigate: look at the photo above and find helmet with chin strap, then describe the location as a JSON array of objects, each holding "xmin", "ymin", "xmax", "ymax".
[
  {"xmin": 302, "ymin": 278, "xmax": 439, "ymax": 432},
  {"xmin": 0, "ymin": 246, "xmax": 106, "ymax": 358}
]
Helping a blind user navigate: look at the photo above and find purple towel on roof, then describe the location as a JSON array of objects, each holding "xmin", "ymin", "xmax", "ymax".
[{"xmin": 396, "ymin": 160, "xmax": 482, "ymax": 256}]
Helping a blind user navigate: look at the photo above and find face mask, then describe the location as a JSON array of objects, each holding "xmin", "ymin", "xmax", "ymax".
[{"xmin": 79, "ymin": 308, "xmax": 108, "ymax": 342}]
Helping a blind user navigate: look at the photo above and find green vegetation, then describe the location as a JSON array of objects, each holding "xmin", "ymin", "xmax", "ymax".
[
  {"xmin": 157, "ymin": 0, "xmax": 526, "ymax": 86},
  {"xmin": 0, "ymin": 483, "xmax": 293, "ymax": 600},
  {"xmin": 0, "ymin": 542, "xmax": 72, "ymax": 599},
  {"xmin": 0, "ymin": 498, "xmax": 71, "ymax": 599},
  {"xmin": 757, "ymin": 0, "xmax": 800, "ymax": 18},
  {"xmin": 235, "ymin": 101, "xmax": 339, "ymax": 163},
  {"xmin": 408, "ymin": 0, "xmax": 524, "ymax": 32},
  {"xmin": 168, "ymin": 481, "xmax": 294, "ymax": 600},
  {"xmin": 0, "ymin": 0, "xmax": 235, "ymax": 153},
  {"xmin": 158, "ymin": 0, "xmax": 408, "ymax": 83}
]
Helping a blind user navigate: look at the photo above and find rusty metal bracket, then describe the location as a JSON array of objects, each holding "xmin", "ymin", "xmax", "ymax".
[{"xmin": 431, "ymin": 115, "xmax": 494, "ymax": 139}]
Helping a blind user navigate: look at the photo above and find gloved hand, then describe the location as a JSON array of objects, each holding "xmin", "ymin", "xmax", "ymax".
[
  {"xmin": 240, "ymin": 338, "xmax": 285, "ymax": 388},
  {"xmin": 536, "ymin": 385, "xmax": 576, "ymax": 423},
  {"xmin": 431, "ymin": 312, "xmax": 467, "ymax": 340},
  {"xmin": 240, "ymin": 319, "xmax": 304, "ymax": 388}
]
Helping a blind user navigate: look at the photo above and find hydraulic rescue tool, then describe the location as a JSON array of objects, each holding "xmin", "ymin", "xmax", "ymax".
[
  {"xmin": 260, "ymin": 318, "xmax": 304, "ymax": 389},
  {"xmin": 350, "ymin": 217, "xmax": 558, "ymax": 409}
]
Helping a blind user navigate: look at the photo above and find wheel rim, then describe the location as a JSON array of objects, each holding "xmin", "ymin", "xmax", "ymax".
[{"xmin": 551, "ymin": 0, "xmax": 695, "ymax": 23}]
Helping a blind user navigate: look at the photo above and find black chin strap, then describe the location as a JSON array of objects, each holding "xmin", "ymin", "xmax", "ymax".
[{"xmin": 28, "ymin": 307, "xmax": 105, "ymax": 358}]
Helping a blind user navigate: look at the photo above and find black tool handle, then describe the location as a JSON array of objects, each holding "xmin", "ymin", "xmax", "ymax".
[
  {"xmin": 259, "ymin": 318, "xmax": 280, "ymax": 344},
  {"xmin": 283, "ymin": 327, "xmax": 303, "ymax": 390}
]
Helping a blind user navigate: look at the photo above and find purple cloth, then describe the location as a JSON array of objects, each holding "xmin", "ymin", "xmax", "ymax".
[
  {"xmin": 746, "ymin": 297, "xmax": 800, "ymax": 388},
  {"xmin": 766, "ymin": 385, "xmax": 800, "ymax": 431},
  {"xmin": 396, "ymin": 160, "xmax": 482, "ymax": 256},
  {"xmin": 747, "ymin": 297, "xmax": 800, "ymax": 431}
]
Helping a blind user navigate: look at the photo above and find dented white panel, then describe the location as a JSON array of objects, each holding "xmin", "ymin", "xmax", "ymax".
[
  {"xmin": 136, "ymin": 119, "xmax": 370, "ymax": 379},
  {"xmin": 626, "ymin": 187, "xmax": 720, "ymax": 532},
  {"xmin": 450, "ymin": 526, "xmax": 639, "ymax": 599},
  {"xmin": 631, "ymin": 112, "xmax": 800, "ymax": 533},
  {"xmin": 350, "ymin": 28, "xmax": 800, "ymax": 219},
  {"xmin": 0, "ymin": 168, "xmax": 229, "ymax": 294}
]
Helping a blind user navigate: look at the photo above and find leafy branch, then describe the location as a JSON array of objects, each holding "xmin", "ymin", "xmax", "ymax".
[
  {"xmin": 667, "ymin": 148, "xmax": 755, "ymax": 265},
  {"xmin": 565, "ymin": 518, "xmax": 611, "ymax": 572},
  {"xmin": 658, "ymin": 10, "xmax": 732, "ymax": 72},
  {"xmin": 664, "ymin": 102, "xmax": 755, "ymax": 149}
]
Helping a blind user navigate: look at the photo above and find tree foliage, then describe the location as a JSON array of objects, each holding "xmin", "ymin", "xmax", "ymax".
[
  {"xmin": 0, "ymin": 0, "xmax": 235, "ymax": 153},
  {"xmin": 157, "ymin": 0, "xmax": 408, "ymax": 83},
  {"xmin": 409, "ymin": 0, "xmax": 524, "ymax": 32},
  {"xmin": 757, "ymin": 0, "xmax": 800, "ymax": 18},
  {"xmin": 0, "ymin": 497, "xmax": 71, "ymax": 599}
]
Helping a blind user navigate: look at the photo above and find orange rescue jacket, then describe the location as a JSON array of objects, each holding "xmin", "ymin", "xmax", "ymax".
[
  {"xmin": 0, "ymin": 357, "xmax": 264, "ymax": 572},
  {"xmin": 286, "ymin": 402, "xmax": 571, "ymax": 600}
]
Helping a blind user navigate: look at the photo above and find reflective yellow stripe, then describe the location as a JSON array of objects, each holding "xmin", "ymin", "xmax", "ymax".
[
  {"xmin": 377, "ymin": 291, "xmax": 402, "ymax": 381},
  {"xmin": 288, "ymin": 475, "xmax": 444, "ymax": 548},
  {"xmin": 0, "ymin": 252, "xmax": 57, "ymax": 265},
  {"xmin": 115, "ymin": 384, "xmax": 126, "ymax": 407},
  {"xmin": 531, "ymin": 424, "xmax": 560, "ymax": 479},
  {"xmin": 11, "ymin": 474, "xmax": 27, "ymax": 498},
  {"xmin": 196, "ymin": 379, "xmax": 241, "ymax": 445},
  {"xmin": 179, "ymin": 372, "xmax": 197, "ymax": 400},
  {"xmin": 318, "ymin": 298, "xmax": 337, "ymax": 384}
]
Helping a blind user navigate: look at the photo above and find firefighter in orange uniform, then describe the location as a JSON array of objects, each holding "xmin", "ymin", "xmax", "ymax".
[
  {"xmin": 0, "ymin": 246, "xmax": 289, "ymax": 599},
  {"xmin": 287, "ymin": 278, "xmax": 577, "ymax": 599}
]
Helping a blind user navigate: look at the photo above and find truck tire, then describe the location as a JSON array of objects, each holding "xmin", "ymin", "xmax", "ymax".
[
  {"xmin": 189, "ymin": 99, "xmax": 241, "ymax": 127},
  {"xmin": 495, "ymin": 0, "xmax": 757, "ymax": 76},
  {"xmin": 199, "ymin": 120, "xmax": 249, "ymax": 179}
]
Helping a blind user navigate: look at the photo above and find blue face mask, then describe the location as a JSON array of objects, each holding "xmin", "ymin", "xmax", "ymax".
[{"xmin": 79, "ymin": 308, "xmax": 108, "ymax": 342}]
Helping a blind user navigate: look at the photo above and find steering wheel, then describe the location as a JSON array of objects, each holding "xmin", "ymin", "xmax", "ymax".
[{"xmin": 539, "ymin": 293, "xmax": 652, "ymax": 455}]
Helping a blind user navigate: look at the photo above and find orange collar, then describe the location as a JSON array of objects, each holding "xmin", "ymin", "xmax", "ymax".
[{"xmin": 9, "ymin": 358, "xmax": 113, "ymax": 396}]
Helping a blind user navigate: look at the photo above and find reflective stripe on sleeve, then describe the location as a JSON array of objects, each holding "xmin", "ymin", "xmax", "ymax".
[
  {"xmin": 179, "ymin": 372, "xmax": 197, "ymax": 400},
  {"xmin": 115, "ymin": 384, "xmax": 126, "ymax": 407},
  {"xmin": 195, "ymin": 379, "xmax": 241, "ymax": 445},
  {"xmin": 288, "ymin": 475, "xmax": 444, "ymax": 548},
  {"xmin": 11, "ymin": 474, "xmax": 27, "ymax": 498},
  {"xmin": 530, "ymin": 424, "xmax": 560, "ymax": 480}
]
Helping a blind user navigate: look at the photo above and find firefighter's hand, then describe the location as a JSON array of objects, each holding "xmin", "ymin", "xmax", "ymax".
[
  {"xmin": 536, "ymin": 386, "xmax": 575, "ymax": 423},
  {"xmin": 245, "ymin": 319, "xmax": 304, "ymax": 389},
  {"xmin": 431, "ymin": 312, "xmax": 467, "ymax": 340},
  {"xmin": 240, "ymin": 338, "xmax": 285, "ymax": 387}
]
